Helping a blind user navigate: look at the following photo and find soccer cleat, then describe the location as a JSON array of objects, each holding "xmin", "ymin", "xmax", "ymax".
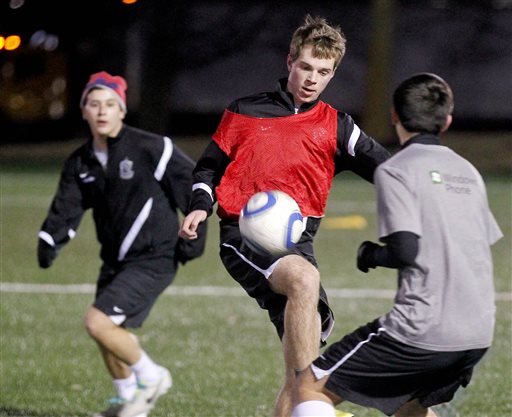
[
  {"xmin": 92, "ymin": 396, "xmax": 148, "ymax": 417},
  {"xmin": 118, "ymin": 367, "xmax": 172, "ymax": 417},
  {"xmin": 335, "ymin": 410, "xmax": 354, "ymax": 417}
]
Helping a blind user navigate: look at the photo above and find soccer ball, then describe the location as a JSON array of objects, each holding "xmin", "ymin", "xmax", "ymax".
[{"xmin": 239, "ymin": 190, "xmax": 303, "ymax": 256}]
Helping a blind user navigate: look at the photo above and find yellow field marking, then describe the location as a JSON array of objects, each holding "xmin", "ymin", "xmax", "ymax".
[
  {"xmin": 335, "ymin": 410, "xmax": 355, "ymax": 417},
  {"xmin": 321, "ymin": 215, "xmax": 367, "ymax": 230}
]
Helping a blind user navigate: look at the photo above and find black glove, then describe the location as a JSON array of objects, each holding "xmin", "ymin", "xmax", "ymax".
[
  {"xmin": 37, "ymin": 238, "xmax": 57, "ymax": 269},
  {"xmin": 356, "ymin": 241, "xmax": 380, "ymax": 273}
]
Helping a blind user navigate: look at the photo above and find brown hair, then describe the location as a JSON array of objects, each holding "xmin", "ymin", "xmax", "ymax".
[{"xmin": 289, "ymin": 14, "xmax": 347, "ymax": 69}]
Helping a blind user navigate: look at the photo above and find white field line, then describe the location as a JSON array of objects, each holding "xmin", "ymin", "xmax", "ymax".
[{"xmin": 1, "ymin": 282, "xmax": 510, "ymax": 301}]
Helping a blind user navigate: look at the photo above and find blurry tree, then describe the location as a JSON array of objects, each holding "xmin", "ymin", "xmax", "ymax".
[{"xmin": 362, "ymin": 0, "xmax": 396, "ymax": 143}]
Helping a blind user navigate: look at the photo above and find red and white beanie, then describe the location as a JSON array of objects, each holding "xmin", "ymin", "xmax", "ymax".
[{"xmin": 80, "ymin": 71, "xmax": 127, "ymax": 112}]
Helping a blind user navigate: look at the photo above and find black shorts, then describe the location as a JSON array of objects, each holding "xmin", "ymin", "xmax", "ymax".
[
  {"xmin": 219, "ymin": 218, "xmax": 334, "ymax": 343},
  {"xmin": 312, "ymin": 319, "xmax": 488, "ymax": 416},
  {"xmin": 94, "ymin": 257, "xmax": 176, "ymax": 328}
]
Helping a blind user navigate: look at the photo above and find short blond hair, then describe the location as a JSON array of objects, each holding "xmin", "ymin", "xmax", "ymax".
[{"xmin": 289, "ymin": 14, "xmax": 347, "ymax": 69}]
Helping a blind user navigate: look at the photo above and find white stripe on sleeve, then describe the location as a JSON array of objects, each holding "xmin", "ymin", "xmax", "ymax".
[
  {"xmin": 154, "ymin": 136, "xmax": 174, "ymax": 181},
  {"xmin": 193, "ymin": 182, "xmax": 214, "ymax": 202},
  {"xmin": 347, "ymin": 123, "xmax": 361, "ymax": 157}
]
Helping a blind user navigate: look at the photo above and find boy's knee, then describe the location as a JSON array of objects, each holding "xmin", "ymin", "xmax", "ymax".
[{"xmin": 84, "ymin": 306, "xmax": 111, "ymax": 338}]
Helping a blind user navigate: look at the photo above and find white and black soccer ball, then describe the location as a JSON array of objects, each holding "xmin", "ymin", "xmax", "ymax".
[{"xmin": 239, "ymin": 190, "xmax": 304, "ymax": 256}]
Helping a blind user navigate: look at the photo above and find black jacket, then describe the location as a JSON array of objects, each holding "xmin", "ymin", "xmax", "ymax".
[{"xmin": 38, "ymin": 125, "xmax": 206, "ymax": 267}]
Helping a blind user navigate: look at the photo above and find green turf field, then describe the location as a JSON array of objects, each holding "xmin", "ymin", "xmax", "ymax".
[{"xmin": 1, "ymin": 162, "xmax": 510, "ymax": 417}]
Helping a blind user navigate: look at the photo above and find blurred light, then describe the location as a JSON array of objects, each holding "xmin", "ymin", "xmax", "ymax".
[
  {"xmin": 122, "ymin": 0, "xmax": 138, "ymax": 4},
  {"xmin": 9, "ymin": 0, "xmax": 24, "ymax": 9},
  {"xmin": 51, "ymin": 77, "xmax": 67, "ymax": 95},
  {"xmin": 5, "ymin": 35, "xmax": 21, "ymax": 51},
  {"xmin": 9, "ymin": 94, "xmax": 25, "ymax": 111},
  {"xmin": 44, "ymin": 35, "xmax": 59, "ymax": 51},
  {"xmin": 49, "ymin": 100, "xmax": 65, "ymax": 119},
  {"xmin": 0, "ymin": 37, "xmax": 5, "ymax": 50},
  {"xmin": 29, "ymin": 30, "xmax": 47, "ymax": 48},
  {"xmin": 29, "ymin": 31, "xmax": 60, "ymax": 51}
]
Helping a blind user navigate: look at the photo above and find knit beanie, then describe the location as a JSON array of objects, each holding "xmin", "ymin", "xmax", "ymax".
[{"xmin": 80, "ymin": 71, "xmax": 127, "ymax": 112}]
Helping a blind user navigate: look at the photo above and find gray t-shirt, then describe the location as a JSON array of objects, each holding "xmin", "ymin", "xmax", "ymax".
[{"xmin": 376, "ymin": 142, "xmax": 503, "ymax": 351}]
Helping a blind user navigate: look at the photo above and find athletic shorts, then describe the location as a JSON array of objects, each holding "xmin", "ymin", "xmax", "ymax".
[
  {"xmin": 219, "ymin": 218, "xmax": 334, "ymax": 344},
  {"xmin": 94, "ymin": 256, "xmax": 176, "ymax": 328},
  {"xmin": 311, "ymin": 319, "xmax": 488, "ymax": 416}
]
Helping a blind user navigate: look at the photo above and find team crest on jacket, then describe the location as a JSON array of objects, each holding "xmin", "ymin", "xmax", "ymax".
[{"xmin": 119, "ymin": 158, "xmax": 134, "ymax": 180}]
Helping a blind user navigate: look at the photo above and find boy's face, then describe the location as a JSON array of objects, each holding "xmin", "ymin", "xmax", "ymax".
[
  {"xmin": 82, "ymin": 88, "xmax": 125, "ymax": 139},
  {"xmin": 286, "ymin": 44, "xmax": 336, "ymax": 107}
]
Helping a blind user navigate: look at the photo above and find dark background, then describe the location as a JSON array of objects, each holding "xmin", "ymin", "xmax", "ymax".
[{"xmin": 1, "ymin": 0, "xmax": 511, "ymax": 144}]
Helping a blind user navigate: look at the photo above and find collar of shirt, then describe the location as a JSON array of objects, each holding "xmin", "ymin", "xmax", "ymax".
[
  {"xmin": 275, "ymin": 78, "xmax": 319, "ymax": 113},
  {"xmin": 86, "ymin": 124, "xmax": 128, "ymax": 160},
  {"xmin": 402, "ymin": 133, "xmax": 440, "ymax": 149},
  {"xmin": 106, "ymin": 124, "xmax": 127, "ymax": 147}
]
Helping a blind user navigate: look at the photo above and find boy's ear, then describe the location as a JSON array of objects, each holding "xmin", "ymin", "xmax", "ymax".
[
  {"xmin": 441, "ymin": 114, "xmax": 453, "ymax": 132},
  {"xmin": 286, "ymin": 54, "xmax": 293, "ymax": 71},
  {"xmin": 390, "ymin": 107, "xmax": 400, "ymax": 125}
]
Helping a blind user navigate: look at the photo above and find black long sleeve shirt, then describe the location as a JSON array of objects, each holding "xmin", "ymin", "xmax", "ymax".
[{"xmin": 39, "ymin": 125, "xmax": 206, "ymax": 266}]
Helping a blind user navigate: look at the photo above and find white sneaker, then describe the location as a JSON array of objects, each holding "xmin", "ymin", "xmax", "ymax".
[
  {"xmin": 118, "ymin": 367, "xmax": 172, "ymax": 417},
  {"xmin": 92, "ymin": 396, "xmax": 148, "ymax": 417}
]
